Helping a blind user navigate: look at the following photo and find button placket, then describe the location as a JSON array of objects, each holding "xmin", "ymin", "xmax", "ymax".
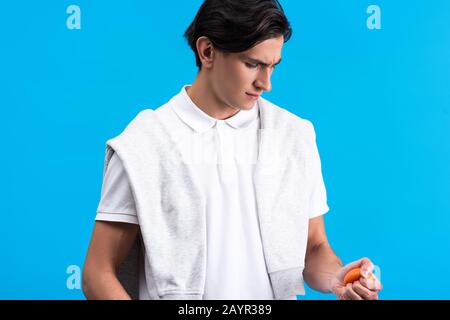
[{"xmin": 215, "ymin": 121, "xmax": 236, "ymax": 184}]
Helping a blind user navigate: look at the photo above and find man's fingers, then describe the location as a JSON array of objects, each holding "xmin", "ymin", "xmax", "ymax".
[
  {"xmin": 344, "ymin": 283, "xmax": 363, "ymax": 300},
  {"xmin": 360, "ymin": 258, "xmax": 374, "ymax": 278},
  {"xmin": 360, "ymin": 274, "xmax": 383, "ymax": 291},
  {"xmin": 353, "ymin": 281, "xmax": 378, "ymax": 300},
  {"xmin": 339, "ymin": 257, "xmax": 369, "ymax": 279}
]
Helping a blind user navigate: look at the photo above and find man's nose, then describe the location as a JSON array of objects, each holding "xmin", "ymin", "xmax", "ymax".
[{"xmin": 254, "ymin": 68, "xmax": 272, "ymax": 93}]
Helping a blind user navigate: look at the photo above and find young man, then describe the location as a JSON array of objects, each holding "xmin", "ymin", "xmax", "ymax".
[{"xmin": 83, "ymin": 0, "xmax": 383, "ymax": 300}]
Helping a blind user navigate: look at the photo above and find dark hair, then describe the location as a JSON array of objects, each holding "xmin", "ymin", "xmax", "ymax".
[{"xmin": 184, "ymin": 0, "xmax": 292, "ymax": 70}]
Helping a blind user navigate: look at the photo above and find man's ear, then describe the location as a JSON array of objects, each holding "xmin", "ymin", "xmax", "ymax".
[{"xmin": 196, "ymin": 36, "xmax": 215, "ymax": 69}]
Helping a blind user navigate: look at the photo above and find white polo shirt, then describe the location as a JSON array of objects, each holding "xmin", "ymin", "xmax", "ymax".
[{"xmin": 96, "ymin": 85, "xmax": 327, "ymax": 299}]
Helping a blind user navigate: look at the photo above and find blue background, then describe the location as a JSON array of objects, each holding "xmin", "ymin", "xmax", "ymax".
[{"xmin": 1, "ymin": 0, "xmax": 449, "ymax": 299}]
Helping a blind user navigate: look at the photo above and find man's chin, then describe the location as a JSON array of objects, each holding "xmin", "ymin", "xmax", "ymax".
[{"xmin": 240, "ymin": 101, "xmax": 258, "ymax": 111}]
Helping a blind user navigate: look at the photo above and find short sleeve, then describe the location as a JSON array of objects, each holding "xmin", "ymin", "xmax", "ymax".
[
  {"xmin": 307, "ymin": 123, "xmax": 330, "ymax": 219},
  {"xmin": 95, "ymin": 150, "xmax": 138, "ymax": 225}
]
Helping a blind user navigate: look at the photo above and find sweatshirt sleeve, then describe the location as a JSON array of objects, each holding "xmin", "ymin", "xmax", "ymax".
[{"xmin": 95, "ymin": 150, "xmax": 138, "ymax": 225}]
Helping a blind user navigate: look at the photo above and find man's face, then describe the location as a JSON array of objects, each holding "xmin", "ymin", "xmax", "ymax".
[{"xmin": 209, "ymin": 36, "xmax": 284, "ymax": 112}]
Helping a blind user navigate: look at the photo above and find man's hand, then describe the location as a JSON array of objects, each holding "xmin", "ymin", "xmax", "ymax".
[{"xmin": 330, "ymin": 257, "xmax": 383, "ymax": 300}]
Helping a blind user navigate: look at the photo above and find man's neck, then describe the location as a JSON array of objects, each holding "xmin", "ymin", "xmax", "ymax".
[{"xmin": 186, "ymin": 74, "xmax": 240, "ymax": 120}]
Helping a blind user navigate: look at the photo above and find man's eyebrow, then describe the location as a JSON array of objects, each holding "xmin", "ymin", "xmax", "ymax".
[{"xmin": 244, "ymin": 56, "xmax": 282, "ymax": 67}]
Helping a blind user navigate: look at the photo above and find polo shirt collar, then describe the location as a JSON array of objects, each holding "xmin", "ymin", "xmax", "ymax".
[{"xmin": 172, "ymin": 85, "xmax": 259, "ymax": 133}]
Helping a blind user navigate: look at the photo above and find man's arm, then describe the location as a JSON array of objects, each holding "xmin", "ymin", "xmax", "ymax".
[
  {"xmin": 303, "ymin": 215, "xmax": 383, "ymax": 300},
  {"xmin": 303, "ymin": 215, "xmax": 343, "ymax": 293},
  {"xmin": 82, "ymin": 221, "xmax": 139, "ymax": 300}
]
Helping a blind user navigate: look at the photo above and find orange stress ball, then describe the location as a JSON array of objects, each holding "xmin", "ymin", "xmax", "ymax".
[{"xmin": 343, "ymin": 268, "xmax": 361, "ymax": 285}]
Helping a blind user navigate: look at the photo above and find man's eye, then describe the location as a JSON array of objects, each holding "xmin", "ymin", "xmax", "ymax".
[{"xmin": 245, "ymin": 63, "xmax": 258, "ymax": 69}]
